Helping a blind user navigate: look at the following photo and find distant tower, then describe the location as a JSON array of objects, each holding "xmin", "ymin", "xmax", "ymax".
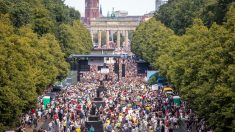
[
  {"xmin": 155, "ymin": 0, "xmax": 168, "ymax": 11},
  {"xmin": 99, "ymin": 4, "xmax": 103, "ymax": 17},
  {"xmin": 85, "ymin": 0, "xmax": 100, "ymax": 25}
]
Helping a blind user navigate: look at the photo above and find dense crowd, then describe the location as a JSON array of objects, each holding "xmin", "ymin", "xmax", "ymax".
[{"xmin": 17, "ymin": 57, "xmax": 207, "ymax": 132}]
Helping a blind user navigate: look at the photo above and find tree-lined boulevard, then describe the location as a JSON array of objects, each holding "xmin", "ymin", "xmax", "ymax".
[{"xmin": 0, "ymin": 0, "xmax": 234, "ymax": 131}]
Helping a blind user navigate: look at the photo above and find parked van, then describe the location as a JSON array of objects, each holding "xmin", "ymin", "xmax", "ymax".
[{"xmin": 163, "ymin": 87, "xmax": 173, "ymax": 95}]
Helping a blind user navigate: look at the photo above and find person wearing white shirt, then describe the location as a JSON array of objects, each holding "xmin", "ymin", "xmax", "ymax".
[{"xmin": 37, "ymin": 110, "xmax": 42, "ymax": 119}]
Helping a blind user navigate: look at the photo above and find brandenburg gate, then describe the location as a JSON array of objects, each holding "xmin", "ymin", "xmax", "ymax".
[{"xmin": 88, "ymin": 17, "xmax": 141, "ymax": 49}]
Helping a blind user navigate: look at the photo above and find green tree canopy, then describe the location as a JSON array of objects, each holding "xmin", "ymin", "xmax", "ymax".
[
  {"xmin": 132, "ymin": 1, "xmax": 235, "ymax": 130},
  {"xmin": 57, "ymin": 21, "xmax": 93, "ymax": 57},
  {"xmin": 131, "ymin": 18, "xmax": 174, "ymax": 66},
  {"xmin": 155, "ymin": 0, "xmax": 234, "ymax": 35},
  {"xmin": 155, "ymin": 0, "xmax": 203, "ymax": 35},
  {"xmin": 0, "ymin": 0, "xmax": 92, "ymax": 130}
]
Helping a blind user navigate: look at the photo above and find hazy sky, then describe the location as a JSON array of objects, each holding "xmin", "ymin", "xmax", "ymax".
[{"xmin": 64, "ymin": 0, "xmax": 156, "ymax": 17}]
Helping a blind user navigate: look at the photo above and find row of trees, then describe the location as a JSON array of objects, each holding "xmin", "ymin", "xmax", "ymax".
[
  {"xmin": 0, "ymin": 0, "xmax": 92, "ymax": 130},
  {"xmin": 132, "ymin": 0, "xmax": 235, "ymax": 131},
  {"xmin": 156, "ymin": 0, "xmax": 234, "ymax": 35}
]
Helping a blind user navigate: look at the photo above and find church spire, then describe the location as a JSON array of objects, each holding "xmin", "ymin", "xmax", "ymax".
[{"xmin": 100, "ymin": 4, "xmax": 103, "ymax": 16}]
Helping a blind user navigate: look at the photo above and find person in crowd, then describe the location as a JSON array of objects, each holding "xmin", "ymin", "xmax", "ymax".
[{"xmin": 19, "ymin": 55, "xmax": 200, "ymax": 132}]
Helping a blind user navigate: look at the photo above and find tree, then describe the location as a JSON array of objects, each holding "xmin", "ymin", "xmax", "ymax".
[
  {"xmin": 57, "ymin": 21, "xmax": 92, "ymax": 57},
  {"xmin": 155, "ymin": 0, "xmax": 234, "ymax": 35},
  {"xmin": 0, "ymin": 0, "xmax": 90, "ymax": 128},
  {"xmin": 201, "ymin": 0, "xmax": 234, "ymax": 26},
  {"xmin": 9, "ymin": 1, "xmax": 33, "ymax": 27},
  {"xmin": 32, "ymin": 8, "xmax": 54, "ymax": 35},
  {"xmin": 155, "ymin": 0, "xmax": 204, "ymax": 35},
  {"xmin": 156, "ymin": 19, "xmax": 235, "ymax": 131},
  {"xmin": 132, "ymin": 2, "xmax": 235, "ymax": 129},
  {"xmin": 132, "ymin": 18, "xmax": 174, "ymax": 66},
  {"xmin": 0, "ymin": 15, "xmax": 37, "ymax": 129}
]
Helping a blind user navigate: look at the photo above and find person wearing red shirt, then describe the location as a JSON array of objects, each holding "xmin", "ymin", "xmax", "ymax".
[{"xmin": 31, "ymin": 109, "xmax": 36, "ymax": 114}]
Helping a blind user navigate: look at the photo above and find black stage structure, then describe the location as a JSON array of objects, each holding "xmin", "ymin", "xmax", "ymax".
[
  {"xmin": 68, "ymin": 54, "xmax": 124, "ymax": 81},
  {"xmin": 136, "ymin": 60, "xmax": 150, "ymax": 74}
]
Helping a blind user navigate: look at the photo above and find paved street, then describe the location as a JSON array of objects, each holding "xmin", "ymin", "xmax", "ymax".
[{"xmin": 20, "ymin": 56, "xmax": 197, "ymax": 132}]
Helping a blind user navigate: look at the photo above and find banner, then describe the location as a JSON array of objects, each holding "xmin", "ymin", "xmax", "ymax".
[
  {"xmin": 101, "ymin": 68, "xmax": 109, "ymax": 74},
  {"xmin": 152, "ymin": 84, "xmax": 158, "ymax": 91},
  {"xmin": 88, "ymin": 57, "xmax": 104, "ymax": 66}
]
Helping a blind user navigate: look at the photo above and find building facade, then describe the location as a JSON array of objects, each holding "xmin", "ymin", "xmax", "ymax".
[
  {"xmin": 114, "ymin": 10, "xmax": 128, "ymax": 17},
  {"xmin": 141, "ymin": 11, "xmax": 154, "ymax": 22}
]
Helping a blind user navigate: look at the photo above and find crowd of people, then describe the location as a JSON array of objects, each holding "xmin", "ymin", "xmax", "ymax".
[{"xmin": 17, "ymin": 57, "xmax": 206, "ymax": 132}]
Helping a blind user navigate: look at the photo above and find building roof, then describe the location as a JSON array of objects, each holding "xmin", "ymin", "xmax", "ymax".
[
  {"xmin": 115, "ymin": 10, "xmax": 128, "ymax": 13},
  {"xmin": 92, "ymin": 48, "xmax": 115, "ymax": 51},
  {"xmin": 94, "ymin": 16, "xmax": 142, "ymax": 22},
  {"xmin": 69, "ymin": 54, "xmax": 123, "ymax": 58}
]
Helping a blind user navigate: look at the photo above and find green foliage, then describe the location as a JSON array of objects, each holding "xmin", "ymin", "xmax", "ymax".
[
  {"xmin": 132, "ymin": 2, "xmax": 235, "ymax": 130},
  {"xmin": 160, "ymin": 19, "xmax": 235, "ymax": 131},
  {"xmin": 131, "ymin": 18, "xmax": 174, "ymax": 66},
  {"xmin": 201, "ymin": 0, "xmax": 234, "ymax": 26},
  {"xmin": 0, "ymin": 15, "xmax": 37, "ymax": 128},
  {"xmin": 10, "ymin": 1, "xmax": 33, "ymax": 27},
  {"xmin": 0, "ymin": 0, "xmax": 10, "ymax": 14},
  {"xmin": 225, "ymin": 3, "xmax": 235, "ymax": 32},
  {"xmin": 0, "ymin": 0, "xmax": 91, "ymax": 130},
  {"xmin": 0, "ymin": 15, "xmax": 69, "ymax": 129},
  {"xmin": 155, "ymin": 0, "xmax": 234, "ymax": 35},
  {"xmin": 57, "ymin": 21, "xmax": 92, "ymax": 57},
  {"xmin": 155, "ymin": 0, "xmax": 203, "ymax": 35},
  {"xmin": 148, "ymin": 73, "xmax": 159, "ymax": 85},
  {"xmin": 32, "ymin": 8, "xmax": 54, "ymax": 35},
  {"xmin": 43, "ymin": 0, "xmax": 80, "ymax": 24}
]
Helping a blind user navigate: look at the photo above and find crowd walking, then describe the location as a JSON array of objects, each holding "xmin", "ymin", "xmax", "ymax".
[{"xmin": 17, "ymin": 57, "xmax": 206, "ymax": 132}]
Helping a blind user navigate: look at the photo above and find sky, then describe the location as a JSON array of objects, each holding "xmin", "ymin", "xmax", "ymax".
[{"xmin": 64, "ymin": 0, "xmax": 156, "ymax": 17}]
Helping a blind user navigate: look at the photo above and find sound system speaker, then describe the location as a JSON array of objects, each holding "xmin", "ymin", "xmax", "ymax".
[
  {"xmin": 79, "ymin": 60, "xmax": 90, "ymax": 71},
  {"xmin": 122, "ymin": 64, "xmax": 125, "ymax": 77},
  {"xmin": 114, "ymin": 63, "xmax": 119, "ymax": 74},
  {"xmin": 98, "ymin": 66, "xmax": 102, "ymax": 71},
  {"xmin": 137, "ymin": 62, "xmax": 149, "ymax": 74}
]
